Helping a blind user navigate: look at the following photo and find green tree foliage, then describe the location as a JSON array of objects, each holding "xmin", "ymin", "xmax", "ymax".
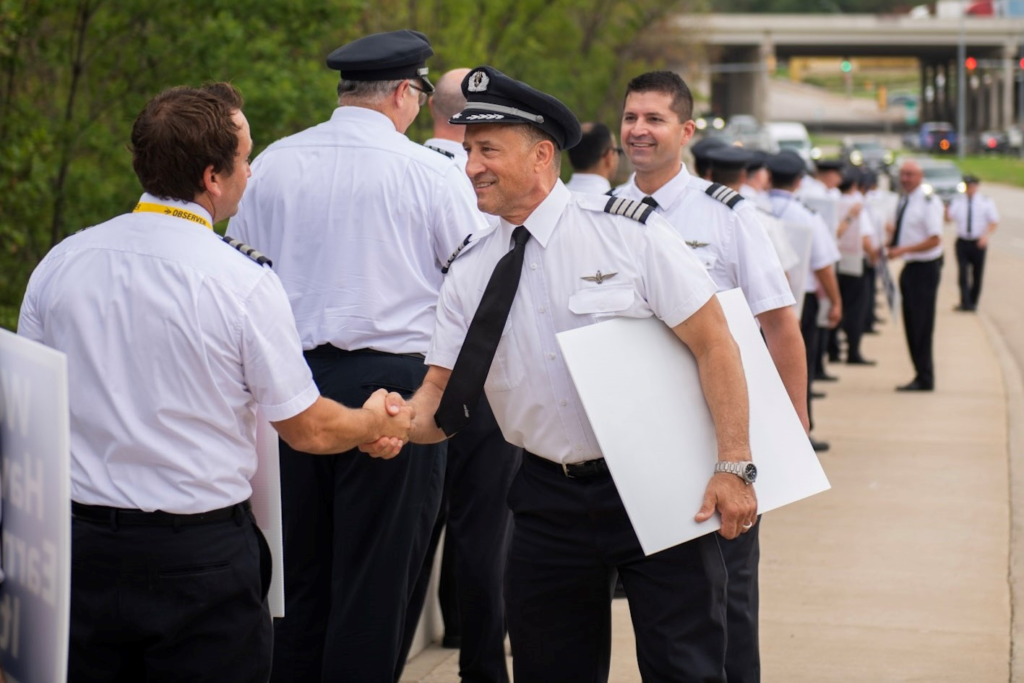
[
  {"xmin": 0, "ymin": 0, "xmax": 703, "ymax": 328},
  {"xmin": 712, "ymin": 0, "xmax": 897, "ymax": 12}
]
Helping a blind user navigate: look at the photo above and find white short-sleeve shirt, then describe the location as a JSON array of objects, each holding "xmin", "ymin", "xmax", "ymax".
[
  {"xmin": 894, "ymin": 186, "xmax": 944, "ymax": 262},
  {"xmin": 230, "ymin": 107, "xmax": 488, "ymax": 354},
  {"xmin": 768, "ymin": 189, "xmax": 841, "ymax": 293},
  {"xmin": 947, "ymin": 192, "xmax": 999, "ymax": 240},
  {"xmin": 427, "ymin": 181, "xmax": 717, "ymax": 464},
  {"xmin": 565, "ymin": 173, "xmax": 612, "ymax": 195},
  {"xmin": 614, "ymin": 165, "xmax": 794, "ymax": 316},
  {"xmin": 18, "ymin": 194, "xmax": 319, "ymax": 513}
]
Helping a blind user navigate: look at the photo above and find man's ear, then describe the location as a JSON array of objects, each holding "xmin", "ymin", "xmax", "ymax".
[
  {"xmin": 201, "ymin": 164, "xmax": 222, "ymax": 199},
  {"xmin": 533, "ymin": 139, "xmax": 555, "ymax": 171}
]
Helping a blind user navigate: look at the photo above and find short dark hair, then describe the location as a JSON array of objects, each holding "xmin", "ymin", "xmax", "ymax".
[
  {"xmin": 130, "ymin": 83, "xmax": 244, "ymax": 202},
  {"xmin": 624, "ymin": 71, "xmax": 693, "ymax": 122},
  {"xmin": 512, "ymin": 123, "xmax": 562, "ymax": 172},
  {"xmin": 568, "ymin": 122, "xmax": 614, "ymax": 172}
]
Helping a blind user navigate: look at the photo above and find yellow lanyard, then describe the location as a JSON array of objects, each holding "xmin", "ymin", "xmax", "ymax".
[{"xmin": 133, "ymin": 202, "xmax": 213, "ymax": 230}]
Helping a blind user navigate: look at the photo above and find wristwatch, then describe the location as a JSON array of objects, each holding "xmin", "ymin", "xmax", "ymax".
[{"xmin": 714, "ymin": 461, "xmax": 757, "ymax": 485}]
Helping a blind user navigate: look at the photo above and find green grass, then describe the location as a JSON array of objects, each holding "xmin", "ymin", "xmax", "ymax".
[
  {"xmin": 946, "ymin": 154, "xmax": 1024, "ymax": 187},
  {"xmin": 0, "ymin": 306, "xmax": 18, "ymax": 332}
]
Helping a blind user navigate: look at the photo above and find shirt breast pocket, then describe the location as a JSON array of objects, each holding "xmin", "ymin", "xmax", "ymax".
[
  {"xmin": 696, "ymin": 252, "xmax": 718, "ymax": 272},
  {"xmin": 568, "ymin": 285, "xmax": 635, "ymax": 318},
  {"xmin": 483, "ymin": 319, "xmax": 524, "ymax": 393}
]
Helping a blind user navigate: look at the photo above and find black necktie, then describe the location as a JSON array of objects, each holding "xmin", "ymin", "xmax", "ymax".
[
  {"xmin": 967, "ymin": 196, "xmax": 973, "ymax": 237},
  {"xmin": 891, "ymin": 195, "xmax": 908, "ymax": 247},
  {"xmin": 641, "ymin": 195, "xmax": 659, "ymax": 209},
  {"xmin": 435, "ymin": 226, "xmax": 531, "ymax": 436}
]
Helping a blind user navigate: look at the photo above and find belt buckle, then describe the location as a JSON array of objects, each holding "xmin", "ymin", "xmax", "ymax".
[{"xmin": 561, "ymin": 463, "xmax": 576, "ymax": 479}]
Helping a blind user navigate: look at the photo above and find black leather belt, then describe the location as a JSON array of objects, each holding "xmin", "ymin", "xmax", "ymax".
[
  {"xmin": 304, "ymin": 345, "xmax": 425, "ymax": 360},
  {"xmin": 527, "ymin": 452, "xmax": 609, "ymax": 479},
  {"xmin": 72, "ymin": 499, "xmax": 251, "ymax": 526}
]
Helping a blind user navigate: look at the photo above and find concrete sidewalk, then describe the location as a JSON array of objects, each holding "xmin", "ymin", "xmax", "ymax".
[{"xmin": 404, "ymin": 241, "xmax": 1016, "ymax": 682}]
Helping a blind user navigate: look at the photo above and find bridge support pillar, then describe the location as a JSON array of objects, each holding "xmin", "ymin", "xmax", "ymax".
[{"xmin": 1004, "ymin": 44, "xmax": 1016, "ymax": 131}]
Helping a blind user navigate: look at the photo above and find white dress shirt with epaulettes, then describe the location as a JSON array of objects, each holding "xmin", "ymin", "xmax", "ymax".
[
  {"xmin": 613, "ymin": 165, "xmax": 794, "ymax": 316},
  {"xmin": 427, "ymin": 181, "xmax": 717, "ymax": 464},
  {"xmin": 18, "ymin": 194, "xmax": 319, "ymax": 514},
  {"xmin": 894, "ymin": 186, "xmax": 944, "ymax": 262},
  {"xmin": 230, "ymin": 107, "xmax": 488, "ymax": 355},
  {"xmin": 768, "ymin": 189, "xmax": 841, "ymax": 293},
  {"xmin": 565, "ymin": 173, "xmax": 612, "ymax": 195},
  {"xmin": 947, "ymin": 192, "xmax": 999, "ymax": 241}
]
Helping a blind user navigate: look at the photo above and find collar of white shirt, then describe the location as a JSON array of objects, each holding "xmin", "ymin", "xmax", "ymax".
[
  {"xmin": 499, "ymin": 180, "xmax": 571, "ymax": 249},
  {"xmin": 138, "ymin": 192, "xmax": 214, "ymax": 227},
  {"xmin": 423, "ymin": 136, "xmax": 467, "ymax": 162},
  {"xmin": 623, "ymin": 163, "xmax": 690, "ymax": 211},
  {"xmin": 330, "ymin": 105, "xmax": 397, "ymax": 132}
]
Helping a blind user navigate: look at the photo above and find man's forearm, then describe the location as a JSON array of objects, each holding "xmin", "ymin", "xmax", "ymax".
[
  {"xmin": 758, "ymin": 307, "xmax": 809, "ymax": 433},
  {"xmin": 817, "ymin": 265, "xmax": 841, "ymax": 308},
  {"xmin": 694, "ymin": 337, "xmax": 751, "ymax": 461},
  {"xmin": 902, "ymin": 234, "xmax": 941, "ymax": 254},
  {"xmin": 409, "ymin": 374, "xmax": 450, "ymax": 444}
]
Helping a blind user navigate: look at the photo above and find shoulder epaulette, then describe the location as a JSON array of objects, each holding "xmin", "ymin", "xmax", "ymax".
[
  {"xmin": 442, "ymin": 234, "xmax": 473, "ymax": 274},
  {"xmin": 602, "ymin": 196, "xmax": 655, "ymax": 224},
  {"xmin": 424, "ymin": 144, "xmax": 455, "ymax": 160},
  {"xmin": 222, "ymin": 235, "xmax": 273, "ymax": 267},
  {"xmin": 798, "ymin": 200, "xmax": 818, "ymax": 215},
  {"xmin": 705, "ymin": 183, "xmax": 744, "ymax": 209},
  {"xmin": 605, "ymin": 188, "xmax": 616, "ymax": 197}
]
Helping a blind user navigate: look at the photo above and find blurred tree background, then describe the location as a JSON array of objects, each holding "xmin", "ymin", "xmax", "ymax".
[{"xmin": 0, "ymin": 0, "xmax": 708, "ymax": 330}]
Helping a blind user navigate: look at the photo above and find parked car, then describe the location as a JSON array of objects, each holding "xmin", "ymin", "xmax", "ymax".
[
  {"xmin": 694, "ymin": 112, "xmax": 725, "ymax": 133},
  {"xmin": 841, "ymin": 138, "xmax": 895, "ymax": 172},
  {"xmin": 977, "ymin": 129, "xmax": 1009, "ymax": 153},
  {"xmin": 916, "ymin": 121, "xmax": 957, "ymax": 153},
  {"xmin": 889, "ymin": 156, "xmax": 962, "ymax": 204},
  {"xmin": 724, "ymin": 115, "xmax": 772, "ymax": 150},
  {"xmin": 765, "ymin": 121, "xmax": 821, "ymax": 171}
]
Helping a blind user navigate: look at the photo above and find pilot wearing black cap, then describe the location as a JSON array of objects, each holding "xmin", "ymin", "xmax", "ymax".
[
  {"xmin": 690, "ymin": 136, "xmax": 728, "ymax": 179},
  {"xmin": 380, "ymin": 65, "xmax": 757, "ymax": 683},
  {"xmin": 946, "ymin": 173, "xmax": 999, "ymax": 311},
  {"xmin": 765, "ymin": 151, "xmax": 842, "ymax": 453},
  {"xmin": 741, "ymin": 150, "xmax": 771, "ymax": 206},
  {"xmin": 230, "ymin": 29, "xmax": 487, "ymax": 683},
  {"xmin": 706, "ymin": 145, "xmax": 752, "ymax": 189}
]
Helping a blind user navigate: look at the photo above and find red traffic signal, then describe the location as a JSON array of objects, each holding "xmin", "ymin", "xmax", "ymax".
[
  {"xmin": 1019, "ymin": 57, "xmax": 1024, "ymax": 69},
  {"xmin": 966, "ymin": 56, "xmax": 978, "ymax": 70}
]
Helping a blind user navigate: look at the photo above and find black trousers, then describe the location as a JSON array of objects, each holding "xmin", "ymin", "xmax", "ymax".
[
  {"xmin": 800, "ymin": 293, "xmax": 820, "ymax": 429},
  {"xmin": 899, "ymin": 258, "xmax": 943, "ymax": 389},
  {"xmin": 69, "ymin": 507, "xmax": 272, "ymax": 682},
  {"xmin": 271, "ymin": 349, "xmax": 446, "ymax": 683},
  {"xmin": 718, "ymin": 518, "xmax": 761, "ymax": 683},
  {"xmin": 504, "ymin": 454, "xmax": 728, "ymax": 683},
  {"xmin": 955, "ymin": 238, "xmax": 987, "ymax": 309},
  {"xmin": 400, "ymin": 395, "xmax": 520, "ymax": 683},
  {"xmin": 863, "ymin": 263, "xmax": 878, "ymax": 331},
  {"xmin": 838, "ymin": 272, "xmax": 868, "ymax": 360}
]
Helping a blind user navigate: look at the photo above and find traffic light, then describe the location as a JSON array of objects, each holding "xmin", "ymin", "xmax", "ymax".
[
  {"xmin": 966, "ymin": 56, "xmax": 978, "ymax": 70},
  {"xmin": 1019, "ymin": 57, "xmax": 1024, "ymax": 69},
  {"xmin": 840, "ymin": 60, "xmax": 852, "ymax": 73}
]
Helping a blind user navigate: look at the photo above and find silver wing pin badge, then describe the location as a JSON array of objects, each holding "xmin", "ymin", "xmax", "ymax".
[
  {"xmin": 685, "ymin": 240, "xmax": 710, "ymax": 248},
  {"xmin": 580, "ymin": 270, "xmax": 618, "ymax": 284}
]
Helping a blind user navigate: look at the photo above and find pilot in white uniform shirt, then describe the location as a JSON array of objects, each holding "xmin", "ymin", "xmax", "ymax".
[
  {"xmin": 20, "ymin": 193, "xmax": 318, "ymax": 513},
  {"xmin": 895, "ymin": 186, "xmax": 944, "ymax": 262},
  {"xmin": 428, "ymin": 181, "xmax": 716, "ymax": 463},
  {"xmin": 231, "ymin": 105, "xmax": 486, "ymax": 355},
  {"xmin": 614, "ymin": 164, "xmax": 794, "ymax": 316},
  {"xmin": 769, "ymin": 189, "xmax": 841, "ymax": 295},
  {"xmin": 947, "ymin": 189, "xmax": 999, "ymax": 242},
  {"xmin": 565, "ymin": 172, "xmax": 613, "ymax": 195}
]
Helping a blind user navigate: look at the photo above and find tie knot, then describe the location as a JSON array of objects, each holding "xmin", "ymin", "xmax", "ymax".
[
  {"xmin": 641, "ymin": 196, "xmax": 659, "ymax": 209},
  {"xmin": 512, "ymin": 225, "xmax": 531, "ymax": 246}
]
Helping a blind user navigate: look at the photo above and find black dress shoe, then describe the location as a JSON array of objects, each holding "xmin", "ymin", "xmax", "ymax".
[
  {"xmin": 814, "ymin": 372, "xmax": 839, "ymax": 382},
  {"xmin": 896, "ymin": 380, "xmax": 933, "ymax": 392},
  {"xmin": 864, "ymin": 328, "xmax": 880, "ymax": 335},
  {"xmin": 846, "ymin": 357, "xmax": 877, "ymax": 366},
  {"xmin": 811, "ymin": 390, "xmax": 827, "ymax": 399},
  {"xmin": 442, "ymin": 635, "xmax": 462, "ymax": 649},
  {"xmin": 811, "ymin": 438, "xmax": 830, "ymax": 452}
]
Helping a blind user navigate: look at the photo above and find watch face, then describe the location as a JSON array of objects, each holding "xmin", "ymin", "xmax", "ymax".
[{"xmin": 743, "ymin": 463, "xmax": 758, "ymax": 483}]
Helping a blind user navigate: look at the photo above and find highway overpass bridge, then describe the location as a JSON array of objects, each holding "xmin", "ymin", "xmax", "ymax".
[{"xmin": 682, "ymin": 13, "xmax": 1024, "ymax": 132}]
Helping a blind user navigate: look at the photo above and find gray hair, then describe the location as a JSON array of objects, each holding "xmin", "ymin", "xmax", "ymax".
[
  {"xmin": 337, "ymin": 79, "xmax": 405, "ymax": 105},
  {"xmin": 431, "ymin": 69, "xmax": 470, "ymax": 121}
]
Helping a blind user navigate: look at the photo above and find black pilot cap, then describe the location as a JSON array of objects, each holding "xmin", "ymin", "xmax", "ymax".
[
  {"xmin": 326, "ymin": 30, "xmax": 435, "ymax": 92},
  {"xmin": 706, "ymin": 146, "xmax": 752, "ymax": 171},
  {"xmin": 815, "ymin": 158, "xmax": 844, "ymax": 173},
  {"xmin": 766, "ymin": 150, "xmax": 806, "ymax": 183},
  {"xmin": 690, "ymin": 136, "xmax": 728, "ymax": 162},
  {"xmin": 448, "ymin": 66, "xmax": 582, "ymax": 150},
  {"xmin": 963, "ymin": 174, "xmax": 980, "ymax": 184},
  {"xmin": 746, "ymin": 150, "xmax": 768, "ymax": 172}
]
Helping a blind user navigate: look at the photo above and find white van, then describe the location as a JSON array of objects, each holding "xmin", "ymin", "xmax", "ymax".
[{"xmin": 765, "ymin": 121, "xmax": 821, "ymax": 171}]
